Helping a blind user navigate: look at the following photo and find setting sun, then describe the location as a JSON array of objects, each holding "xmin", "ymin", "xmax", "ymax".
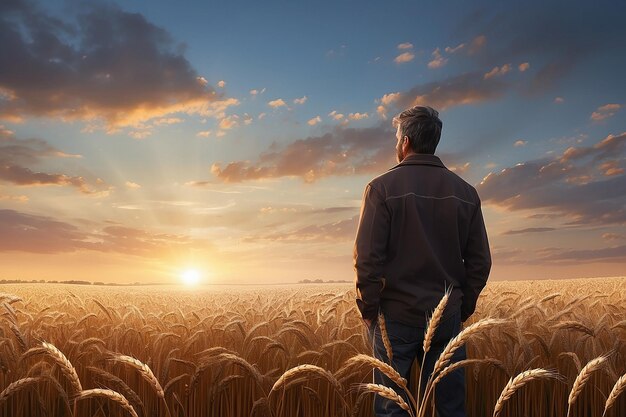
[{"xmin": 181, "ymin": 269, "xmax": 201, "ymax": 286}]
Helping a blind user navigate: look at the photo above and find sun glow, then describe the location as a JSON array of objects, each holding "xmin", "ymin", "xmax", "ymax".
[{"xmin": 180, "ymin": 269, "xmax": 201, "ymax": 286}]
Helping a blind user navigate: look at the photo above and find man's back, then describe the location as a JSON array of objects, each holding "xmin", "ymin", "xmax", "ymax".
[{"xmin": 354, "ymin": 152, "xmax": 491, "ymax": 327}]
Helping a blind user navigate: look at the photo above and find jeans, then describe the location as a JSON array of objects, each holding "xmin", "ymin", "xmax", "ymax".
[{"xmin": 368, "ymin": 310, "xmax": 467, "ymax": 417}]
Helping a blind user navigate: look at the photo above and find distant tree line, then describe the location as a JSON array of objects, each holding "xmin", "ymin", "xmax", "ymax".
[{"xmin": 0, "ymin": 279, "xmax": 163, "ymax": 286}]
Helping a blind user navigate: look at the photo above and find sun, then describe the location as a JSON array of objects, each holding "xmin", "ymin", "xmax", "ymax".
[{"xmin": 180, "ymin": 269, "xmax": 201, "ymax": 286}]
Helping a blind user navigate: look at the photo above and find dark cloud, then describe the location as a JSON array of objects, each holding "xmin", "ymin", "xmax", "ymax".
[
  {"xmin": 0, "ymin": 0, "xmax": 219, "ymax": 127},
  {"xmin": 0, "ymin": 127, "xmax": 108, "ymax": 193},
  {"xmin": 0, "ymin": 208, "xmax": 195, "ymax": 256},
  {"xmin": 450, "ymin": 2, "xmax": 626, "ymax": 96},
  {"xmin": 395, "ymin": 71, "xmax": 511, "ymax": 111},
  {"xmin": 537, "ymin": 244, "xmax": 626, "ymax": 263},
  {"xmin": 501, "ymin": 227, "xmax": 556, "ymax": 235},
  {"xmin": 243, "ymin": 215, "xmax": 359, "ymax": 244},
  {"xmin": 478, "ymin": 132, "xmax": 626, "ymax": 226}
]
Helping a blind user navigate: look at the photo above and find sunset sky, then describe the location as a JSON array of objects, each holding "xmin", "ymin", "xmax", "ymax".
[{"xmin": 1, "ymin": 0, "xmax": 625, "ymax": 285}]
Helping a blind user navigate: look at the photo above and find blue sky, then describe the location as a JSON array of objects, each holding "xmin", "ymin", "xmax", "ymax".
[{"xmin": 0, "ymin": 0, "xmax": 625, "ymax": 284}]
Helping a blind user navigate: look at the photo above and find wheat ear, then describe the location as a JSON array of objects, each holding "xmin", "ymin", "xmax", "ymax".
[
  {"xmin": 603, "ymin": 373, "xmax": 626, "ymax": 417},
  {"xmin": 377, "ymin": 311, "xmax": 393, "ymax": 363},
  {"xmin": 108, "ymin": 354, "xmax": 164, "ymax": 398},
  {"xmin": 419, "ymin": 287, "xmax": 450, "ymax": 404},
  {"xmin": 357, "ymin": 383, "xmax": 414, "ymax": 417},
  {"xmin": 270, "ymin": 364, "xmax": 342, "ymax": 395},
  {"xmin": 432, "ymin": 318, "xmax": 506, "ymax": 377},
  {"xmin": 493, "ymin": 368, "xmax": 561, "ymax": 417},
  {"xmin": 567, "ymin": 354, "xmax": 609, "ymax": 417},
  {"xmin": 74, "ymin": 388, "xmax": 138, "ymax": 417},
  {"xmin": 0, "ymin": 377, "xmax": 42, "ymax": 404},
  {"xmin": 41, "ymin": 341, "xmax": 82, "ymax": 395}
]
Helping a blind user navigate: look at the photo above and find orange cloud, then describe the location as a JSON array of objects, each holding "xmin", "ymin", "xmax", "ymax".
[
  {"xmin": 591, "ymin": 103, "xmax": 621, "ymax": 121},
  {"xmin": 394, "ymin": 52, "xmax": 415, "ymax": 64}
]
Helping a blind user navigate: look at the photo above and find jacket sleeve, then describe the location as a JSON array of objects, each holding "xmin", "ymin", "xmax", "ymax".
[
  {"xmin": 461, "ymin": 194, "xmax": 492, "ymax": 322},
  {"xmin": 353, "ymin": 182, "xmax": 390, "ymax": 322}
]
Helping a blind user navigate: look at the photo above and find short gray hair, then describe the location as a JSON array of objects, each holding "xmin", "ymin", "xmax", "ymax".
[{"xmin": 392, "ymin": 105, "xmax": 442, "ymax": 154}]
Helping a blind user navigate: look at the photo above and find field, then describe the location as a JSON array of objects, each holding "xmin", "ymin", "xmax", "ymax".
[{"xmin": 0, "ymin": 277, "xmax": 625, "ymax": 417}]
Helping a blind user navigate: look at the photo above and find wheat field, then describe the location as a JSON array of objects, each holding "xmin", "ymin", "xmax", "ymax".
[{"xmin": 0, "ymin": 277, "xmax": 625, "ymax": 417}]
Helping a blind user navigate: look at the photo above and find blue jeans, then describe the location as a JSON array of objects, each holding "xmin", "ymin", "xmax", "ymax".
[{"xmin": 368, "ymin": 310, "xmax": 467, "ymax": 417}]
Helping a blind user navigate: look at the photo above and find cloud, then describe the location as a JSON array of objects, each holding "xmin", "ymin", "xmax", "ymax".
[
  {"xmin": 554, "ymin": 97, "xmax": 565, "ymax": 104},
  {"xmin": 518, "ymin": 62, "xmax": 530, "ymax": 72},
  {"xmin": 209, "ymin": 124, "xmax": 469, "ymax": 183},
  {"xmin": 483, "ymin": 63, "xmax": 512, "ymax": 79},
  {"xmin": 348, "ymin": 112, "xmax": 369, "ymax": 120},
  {"xmin": 250, "ymin": 88, "xmax": 266, "ymax": 96},
  {"xmin": 0, "ymin": 1, "xmax": 225, "ymax": 129},
  {"xmin": 397, "ymin": 42, "xmax": 413, "ymax": 50},
  {"xmin": 217, "ymin": 80, "xmax": 226, "ymax": 88},
  {"xmin": 268, "ymin": 99, "xmax": 287, "ymax": 108},
  {"xmin": 378, "ymin": 71, "xmax": 510, "ymax": 116},
  {"xmin": 513, "ymin": 140, "xmax": 527, "ymax": 147},
  {"xmin": 501, "ymin": 227, "xmax": 556, "ymax": 235},
  {"xmin": 467, "ymin": 35, "xmax": 487, "ymax": 55},
  {"xmin": 538, "ymin": 244, "xmax": 626, "ymax": 263},
  {"xmin": 477, "ymin": 131, "xmax": 626, "ymax": 227},
  {"xmin": 196, "ymin": 130, "xmax": 211, "ymax": 138},
  {"xmin": 218, "ymin": 114, "xmax": 239, "ymax": 130},
  {"xmin": 243, "ymin": 215, "xmax": 359, "ymax": 243},
  {"xmin": 445, "ymin": 43, "xmax": 466, "ymax": 54},
  {"xmin": 428, "ymin": 48, "xmax": 448, "ymax": 69},
  {"xmin": 0, "ymin": 209, "xmax": 196, "ymax": 256},
  {"xmin": 307, "ymin": 116, "xmax": 322, "ymax": 126},
  {"xmin": 0, "ymin": 128, "xmax": 108, "ymax": 194},
  {"xmin": 602, "ymin": 232, "xmax": 623, "ymax": 240},
  {"xmin": 380, "ymin": 93, "xmax": 401, "ymax": 106},
  {"xmin": 394, "ymin": 52, "xmax": 415, "ymax": 64},
  {"xmin": 452, "ymin": 3, "xmax": 626, "ymax": 96},
  {"xmin": 293, "ymin": 96, "xmax": 308, "ymax": 105},
  {"xmin": 328, "ymin": 110, "xmax": 344, "ymax": 120},
  {"xmin": 591, "ymin": 103, "xmax": 621, "ymax": 121},
  {"xmin": 125, "ymin": 181, "xmax": 141, "ymax": 189}
]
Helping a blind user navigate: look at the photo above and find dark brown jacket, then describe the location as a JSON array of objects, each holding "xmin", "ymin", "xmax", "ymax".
[{"xmin": 353, "ymin": 153, "xmax": 491, "ymax": 326}]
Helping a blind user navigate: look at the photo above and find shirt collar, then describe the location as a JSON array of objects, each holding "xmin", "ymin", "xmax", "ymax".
[{"xmin": 389, "ymin": 153, "xmax": 446, "ymax": 170}]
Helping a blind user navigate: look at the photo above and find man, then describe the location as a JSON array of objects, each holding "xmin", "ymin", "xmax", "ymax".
[{"xmin": 353, "ymin": 105, "xmax": 491, "ymax": 417}]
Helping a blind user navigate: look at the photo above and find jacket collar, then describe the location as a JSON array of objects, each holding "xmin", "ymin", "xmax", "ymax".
[{"xmin": 389, "ymin": 153, "xmax": 446, "ymax": 170}]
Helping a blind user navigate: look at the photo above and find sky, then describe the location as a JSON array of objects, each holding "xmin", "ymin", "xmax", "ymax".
[{"xmin": 0, "ymin": 0, "xmax": 625, "ymax": 285}]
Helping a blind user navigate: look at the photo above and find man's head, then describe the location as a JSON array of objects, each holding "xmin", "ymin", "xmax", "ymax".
[{"xmin": 392, "ymin": 105, "xmax": 442, "ymax": 162}]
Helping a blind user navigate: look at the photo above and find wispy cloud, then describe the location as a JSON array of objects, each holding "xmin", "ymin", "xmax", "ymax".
[
  {"xmin": 0, "ymin": 129, "xmax": 109, "ymax": 195},
  {"xmin": 293, "ymin": 96, "xmax": 308, "ymax": 105},
  {"xmin": 428, "ymin": 48, "xmax": 448, "ymax": 69},
  {"xmin": 591, "ymin": 103, "xmax": 621, "ymax": 121}
]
